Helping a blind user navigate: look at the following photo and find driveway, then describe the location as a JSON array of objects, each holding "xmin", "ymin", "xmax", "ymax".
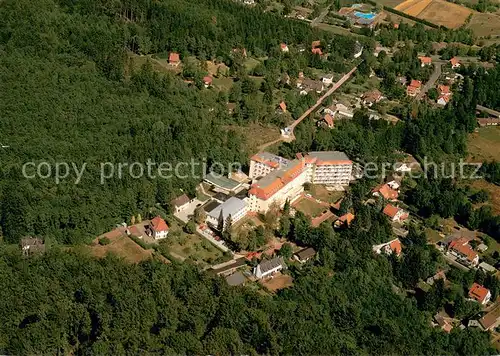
[
  {"xmin": 416, "ymin": 63, "xmax": 442, "ymax": 100},
  {"xmin": 174, "ymin": 198, "xmax": 205, "ymax": 223}
]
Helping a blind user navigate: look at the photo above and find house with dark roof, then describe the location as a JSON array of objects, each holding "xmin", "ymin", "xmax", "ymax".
[
  {"xmin": 294, "ymin": 247, "xmax": 316, "ymax": 263},
  {"xmin": 254, "ymin": 256, "xmax": 286, "ymax": 279},
  {"xmin": 171, "ymin": 194, "xmax": 192, "ymax": 213}
]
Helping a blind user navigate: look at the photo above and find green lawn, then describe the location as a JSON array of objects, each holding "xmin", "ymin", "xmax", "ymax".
[
  {"xmin": 294, "ymin": 197, "xmax": 329, "ymax": 218},
  {"xmin": 310, "ymin": 185, "xmax": 344, "ymax": 204},
  {"xmin": 468, "ymin": 126, "xmax": 500, "ymax": 162},
  {"xmin": 162, "ymin": 222, "xmax": 223, "ymax": 266}
]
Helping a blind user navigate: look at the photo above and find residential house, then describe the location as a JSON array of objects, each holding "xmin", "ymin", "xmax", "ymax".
[
  {"xmin": 150, "ymin": 216, "xmax": 169, "ymax": 239},
  {"xmin": 294, "ymin": 247, "xmax": 316, "ymax": 263},
  {"xmin": 312, "ymin": 47, "xmax": 323, "ymax": 56},
  {"xmin": 437, "ymin": 95, "xmax": 450, "ymax": 106},
  {"xmin": 127, "ymin": 225, "xmax": 144, "ymax": 239},
  {"xmin": 450, "ymin": 57, "xmax": 460, "ymax": 69},
  {"xmin": 280, "ymin": 43, "xmax": 289, "ymax": 52},
  {"xmin": 322, "ymin": 74, "xmax": 334, "ymax": 86},
  {"xmin": 477, "ymin": 118, "xmax": 500, "ymax": 127},
  {"xmin": 407, "ymin": 79, "xmax": 422, "ymax": 97},
  {"xmin": 437, "ymin": 84, "xmax": 451, "ymax": 106},
  {"xmin": 447, "ymin": 237, "xmax": 479, "ymax": 267},
  {"xmin": 206, "ymin": 196, "xmax": 248, "ymax": 231},
  {"xmin": 210, "ymin": 259, "xmax": 246, "ymax": 278},
  {"xmin": 383, "ymin": 204, "xmax": 409, "ymax": 223},
  {"xmin": 321, "ymin": 113, "xmax": 335, "ymax": 129},
  {"xmin": 278, "ymin": 101, "xmax": 287, "ymax": 113},
  {"xmin": 254, "ymin": 256, "xmax": 286, "ymax": 279},
  {"xmin": 335, "ymin": 103, "xmax": 354, "ymax": 118},
  {"xmin": 418, "ymin": 56, "xmax": 432, "ymax": 67},
  {"xmin": 299, "ymin": 78, "xmax": 324, "ymax": 95},
  {"xmin": 311, "ymin": 40, "xmax": 321, "ymax": 48},
  {"xmin": 20, "ymin": 237, "xmax": 45, "ymax": 256},
  {"xmin": 394, "ymin": 162, "xmax": 413, "ymax": 173},
  {"xmin": 480, "ymin": 304, "xmax": 500, "ymax": 331},
  {"xmin": 468, "ymin": 283, "xmax": 491, "ymax": 305},
  {"xmin": 362, "ymin": 89, "xmax": 383, "ymax": 107},
  {"xmin": 386, "ymin": 179, "xmax": 400, "ymax": 190},
  {"xmin": 426, "ymin": 270, "xmax": 446, "ymax": 286},
  {"xmin": 171, "ymin": 194, "xmax": 192, "ymax": 213},
  {"xmin": 334, "ymin": 213, "xmax": 355, "ymax": 228},
  {"xmin": 372, "ymin": 183, "xmax": 399, "ymax": 201},
  {"xmin": 203, "ymin": 75, "xmax": 213, "ymax": 88},
  {"xmin": 372, "ymin": 238, "xmax": 402, "ymax": 256},
  {"xmin": 479, "ymin": 262, "xmax": 497, "ymax": 274},
  {"xmin": 232, "ymin": 47, "xmax": 247, "ymax": 58},
  {"xmin": 434, "ymin": 313, "xmax": 454, "ymax": 333},
  {"xmin": 169, "ymin": 52, "xmax": 181, "ymax": 67}
]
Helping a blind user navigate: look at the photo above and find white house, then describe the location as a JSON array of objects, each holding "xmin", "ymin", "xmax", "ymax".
[
  {"xmin": 322, "ymin": 74, "xmax": 335, "ymax": 86},
  {"xmin": 205, "ymin": 197, "xmax": 248, "ymax": 231},
  {"xmin": 171, "ymin": 194, "xmax": 192, "ymax": 213},
  {"xmin": 150, "ymin": 216, "xmax": 169, "ymax": 239},
  {"xmin": 254, "ymin": 256, "xmax": 286, "ymax": 279}
]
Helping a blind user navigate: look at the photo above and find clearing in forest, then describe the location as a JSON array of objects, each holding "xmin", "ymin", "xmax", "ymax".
[
  {"xmin": 467, "ymin": 126, "xmax": 500, "ymax": 162},
  {"xmin": 260, "ymin": 273, "xmax": 294, "ymax": 292}
]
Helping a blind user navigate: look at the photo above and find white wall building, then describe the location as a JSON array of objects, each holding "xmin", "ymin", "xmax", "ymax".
[
  {"xmin": 205, "ymin": 197, "xmax": 248, "ymax": 230},
  {"xmin": 248, "ymin": 159, "xmax": 308, "ymax": 213},
  {"xmin": 254, "ymin": 256, "xmax": 286, "ymax": 279},
  {"xmin": 249, "ymin": 152, "xmax": 289, "ymax": 180},
  {"xmin": 304, "ymin": 151, "xmax": 353, "ymax": 186},
  {"xmin": 150, "ymin": 216, "xmax": 169, "ymax": 239}
]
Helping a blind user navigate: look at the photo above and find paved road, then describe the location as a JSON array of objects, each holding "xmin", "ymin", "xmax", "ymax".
[
  {"xmin": 257, "ymin": 65, "xmax": 358, "ymax": 151},
  {"xmin": 477, "ymin": 104, "xmax": 500, "ymax": 118},
  {"xmin": 416, "ymin": 62, "xmax": 442, "ymax": 100},
  {"xmin": 289, "ymin": 65, "xmax": 358, "ymax": 132}
]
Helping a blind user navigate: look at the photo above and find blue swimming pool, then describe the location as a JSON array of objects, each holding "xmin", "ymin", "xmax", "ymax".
[{"xmin": 354, "ymin": 11, "xmax": 376, "ymax": 20}]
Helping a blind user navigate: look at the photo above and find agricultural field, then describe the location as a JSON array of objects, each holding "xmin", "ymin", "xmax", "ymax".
[
  {"xmin": 467, "ymin": 12, "xmax": 500, "ymax": 38},
  {"xmin": 467, "ymin": 126, "xmax": 500, "ymax": 162},
  {"xmin": 394, "ymin": 0, "xmax": 472, "ymax": 28}
]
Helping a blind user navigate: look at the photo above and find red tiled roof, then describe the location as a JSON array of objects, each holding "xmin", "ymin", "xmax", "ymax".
[
  {"xmin": 280, "ymin": 43, "xmax": 288, "ymax": 50},
  {"xmin": 338, "ymin": 213, "xmax": 355, "ymax": 226},
  {"xmin": 311, "ymin": 40, "xmax": 321, "ymax": 48},
  {"xmin": 373, "ymin": 184, "xmax": 399, "ymax": 200},
  {"xmin": 393, "ymin": 23, "xmax": 400, "ymax": 29},
  {"xmin": 383, "ymin": 204, "xmax": 400, "ymax": 219},
  {"xmin": 409, "ymin": 79, "xmax": 422, "ymax": 88},
  {"xmin": 449, "ymin": 238, "xmax": 478, "ymax": 263},
  {"xmin": 312, "ymin": 47, "xmax": 323, "ymax": 55},
  {"xmin": 203, "ymin": 75, "xmax": 213, "ymax": 84},
  {"xmin": 323, "ymin": 113, "xmax": 334, "ymax": 127},
  {"xmin": 438, "ymin": 95, "xmax": 450, "ymax": 104},
  {"xmin": 389, "ymin": 239, "xmax": 402, "ymax": 256},
  {"xmin": 438, "ymin": 85, "xmax": 451, "ymax": 95},
  {"xmin": 151, "ymin": 216, "xmax": 169, "ymax": 232},
  {"xmin": 450, "ymin": 57, "xmax": 460, "ymax": 66},
  {"xmin": 249, "ymin": 160, "xmax": 306, "ymax": 200},
  {"xmin": 469, "ymin": 283, "xmax": 490, "ymax": 303},
  {"xmin": 418, "ymin": 56, "xmax": 432, "ymax": 64},
  {"xmin": 250, "ymin": 153, "xmax": 281, "ymax": 168},
  {"xmin": 169, "ymin": 52, "xmax": 180, "ymax": 63},
  {"xmin": 279, "ymin": 101, "xmax": 287, "ymax": 112}
]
